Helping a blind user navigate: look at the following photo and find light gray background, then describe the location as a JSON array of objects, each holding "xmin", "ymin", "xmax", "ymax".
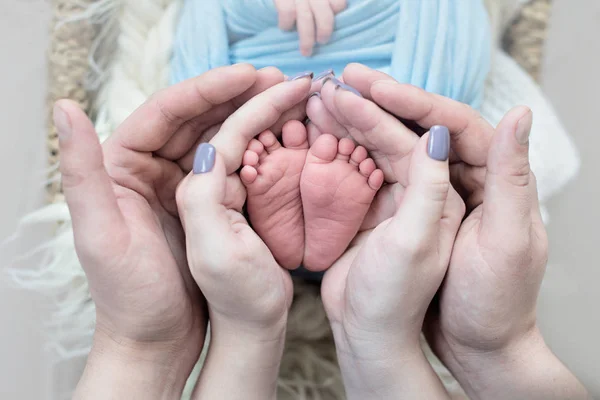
[{"xmin": 1, "ymin": 0, "xmax": 599, "ymax": 398}]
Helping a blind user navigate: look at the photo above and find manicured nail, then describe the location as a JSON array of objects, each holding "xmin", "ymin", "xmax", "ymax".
[
  {"xmin": 193, "ymin": 143, "xmax": 216, "ymax": 174},
  {"xmin": 323, "ymin": 77, "xmax": 363, "ymax": 98},
  {"xmin": 515, "ymin": 109, "xmax": 533, "ymax": 145},
  {"xmin": 428, "ymin": 126, "xmax": 450, "ymax": 161},
  {"xmin": 313, "ymin": 69, "xmax": 334, "ymax": 82},
  {"xmin": 287, "ymin": 71, "xmax": 314, "ymax": 81},
  {"xmin": 53, "ymin": 104, "xmax": 72, "ymax": 141},
  {"xmin": 308, "ymin": 92, "xmax": 321, "ymax": 100}
]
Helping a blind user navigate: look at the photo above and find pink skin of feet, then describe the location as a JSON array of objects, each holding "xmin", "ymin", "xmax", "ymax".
[{"xmin": 241, "ymin": 120, "xmax": 384, "ymax": 271}]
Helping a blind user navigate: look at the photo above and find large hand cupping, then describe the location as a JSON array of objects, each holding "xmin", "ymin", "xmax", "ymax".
[{"xmin": 57, "ymin": 64, "xmax": 302, "ymax": 399}]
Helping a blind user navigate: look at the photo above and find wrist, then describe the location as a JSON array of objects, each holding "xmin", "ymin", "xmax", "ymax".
[
  {"xmin": 209, "ymin": 315, "xmax": 287, "ymax": 370},
  {"xmin": 331, "ymin": 323, "xmax": 449, "ymax": 400},
  {"xmin": 443, "ymin": 327, "xmax": 589, "ymax": 400},
  {"xmin": 75, "ymin": 330, "xmax": 202, "ymax": 400},
  {"xmin": 192, "ymin": 319, "xmax": 287, "ymax": 400}
]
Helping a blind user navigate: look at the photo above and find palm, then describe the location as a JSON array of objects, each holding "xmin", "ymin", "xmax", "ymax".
[
  {"xmin": 424, "ymin": 208, "xmax": 496, "ymax": 351},
  {"xmin": 89, "ymin": 183, "xmax": 204, "ymax": 344},
  {"xmin": 426, "ymin": 205, "xmax": 542, "ymax": 353},
  {"xmin": 320, "ymin": 230, "xmax": 371, "ymax": 324}
]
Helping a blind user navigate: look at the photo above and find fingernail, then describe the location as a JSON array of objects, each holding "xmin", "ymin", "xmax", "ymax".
[
  {"xmin": 313, "ymin": 69, "xmax": 334, "ymax": 82},
  {"xmin": 287, "ymin": 71, "xmax": 314, "ymax": 81},
  {"xmin": 308, "ymin": 92, "xmax": 321, "ymax": 100},
  {"xmin": 324, "ymin": 77, "xmax": 363, "ymax": 98},
  {"xmin": 428, "ymin": 126, "xmax": 450, "ymax": 161},
  {"xmin": 193, "ymin": 143, "xmax": 216, "ymax": 174},
  {"xmin": 53, "ymin": 104, "xmax": 72, "ymax": 141},
  {"xmin": 515, "ymin": 109, "xmax": 533, "ymax": 145}
]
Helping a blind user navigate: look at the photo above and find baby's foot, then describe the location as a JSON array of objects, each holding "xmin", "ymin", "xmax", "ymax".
[
  {"xmin": 301, "ymin": 134, "xmax": 384, "ymax": 271},
  {"xmin": 240, "ymin": 121, "xmax": 309, "ymax": 270}
]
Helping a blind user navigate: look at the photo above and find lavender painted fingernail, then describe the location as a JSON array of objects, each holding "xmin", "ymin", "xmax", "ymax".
[
  {"xmin": 323, "ymin": 76, "xmax": 363, "ymax": 98},
  {"xmin": 308, "ymin": 92, "xmax": 321, "ymax": 100},
  {"xmin": 193, "ymin": 143, "xmax": 216, "ymax": 174},
  {"xmin": 428, "ymin": 126, "xmax": 450, "ymax": 161},
  {"xmin": 313, "ymin": 69, "xmax": 335, "ymax": 82},
  {"xmin": 287, "ymin": 71, "xmax": 314, "ymax": 81}
]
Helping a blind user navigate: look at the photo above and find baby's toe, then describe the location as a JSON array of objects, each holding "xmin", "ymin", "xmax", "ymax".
[
  {"xmin": 243, "ymin": 150, "xmax": 260, "ymax": 167},
  {"xmin": 258, "ymin": 130, "xmax": 282, "ymax": 154},
  {"xmin": 309, "ymin": 134, "xmax": 338, "ymax": 163},
  {"xmin": 349, "ymin": 145, "xmax": 368, "ymax": 166},
  {"xmin": 282, "ymin": 120, "xmax": 309, "ymax": 150},
  {"xmin": 335, "ymin": 137, "xmax": 355, "ymax": 161},
  {"xmin": 359, "ymin": 158, "xmax": 376, "ymax": 178},
  {"xmin": 240, "ymin": 165, "xmax": 258, "ymax": 185},
  {"xmin": 368, "ymin": 169, "xmax": 385, "ymax": 191},
  {"xmin": 247, "ymin": 138, "xmax": 264, "ymax": 155}
]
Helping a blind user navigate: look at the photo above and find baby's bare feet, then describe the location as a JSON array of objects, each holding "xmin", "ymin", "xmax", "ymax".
[
  {"xmin": 241, "ymin": 121, "xmax": 309, "ymax": 270},
  {"xmin": 301, "ymin": 134, "xmax": 384, "ymax": 271}
]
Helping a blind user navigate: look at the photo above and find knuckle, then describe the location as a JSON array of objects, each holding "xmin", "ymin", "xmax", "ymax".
[
  {"xmin": 421, "ymin": 179, "xmax": 451, "ymax": 203},
  {"xmin": 61, "ymin": 169, "xmax": 87, "ymax": 190},
  {"xmin": 149, "ymin": 92, "xmax": 185, "ymax": 126}
]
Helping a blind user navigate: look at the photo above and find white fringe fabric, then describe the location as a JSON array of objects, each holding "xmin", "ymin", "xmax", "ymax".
[{"xmin": 4, "ymin": 0, "xmax": 579, "ymax": 399}]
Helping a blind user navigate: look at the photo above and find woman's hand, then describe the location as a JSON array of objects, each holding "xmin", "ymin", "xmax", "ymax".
[
  {"xmin": 423, "ymin": 108, "xmax": 590, "ymax": 400},
  {"xmin": 305, "ymin": 76, "xmax": 463, "ymax": 399},
  {"xmin": 56, "ymin": 64, "xmax": 290, "ymax": 399},
  {"xmin": 176, "ymin": 76, "xmax": 313, "ymax": 400},
  {"xmin": 274, "ymin": 0, "xmax": 347, "ymax": 56},
  {"xmin": 310, "ymin": 63, "xmax": 589, "ymax": 399}
]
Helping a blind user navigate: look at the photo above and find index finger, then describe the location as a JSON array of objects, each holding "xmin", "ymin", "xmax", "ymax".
[
  {"xmin": 112, "ymin": 64, "xmax": 258, "ymax": 152},
  {"xmin": 211, "ymin": 75, "xmax": 313, "ymax": 174},
  {"xmin": 342, "ymin": 63, "xmax": 494, "ymax": 167}
]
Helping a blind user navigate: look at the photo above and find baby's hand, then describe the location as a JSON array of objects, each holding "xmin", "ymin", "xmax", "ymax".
[{"xmin": 274, "ymin": 0, "xmax": 347, "ymax": 56}]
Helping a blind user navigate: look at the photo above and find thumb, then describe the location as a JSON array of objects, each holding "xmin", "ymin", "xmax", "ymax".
[
  {"xmin": 176, "ymin": 144, "xmax": 236, "ymax": 262},
  {"xmin": 388, "ymin": 126, "xmax": 452, "ymax": 247},
  {"xmin": 55, "ymin": 100, "xmax": 126, "ymax": 248},
  {"xmin": 481, "ymin": 106, "xmax": 534, "ymax": 239}
]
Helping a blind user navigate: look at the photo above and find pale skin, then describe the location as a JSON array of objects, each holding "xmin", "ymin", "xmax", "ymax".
[
  {"xmin": 306, "ymin": 63, "xmax": 590, "ymax": 399},
  {"xmin": 179, "ymin": 74, "xmax": 317, "ymax": 400},
  {"xmin": 57, "ymin": 62, "xmax": 589, "ymax": 399},
  {"xmin": 57, "ymin": 64, "xmax": 315, "ymax": 400},
  {"xmin": 274, "ymin": 0, "xmax": 347, "ymax": 56},
  {"xmin": 239, "ymin": 118, "xmax": 384, "ymax": 271}
]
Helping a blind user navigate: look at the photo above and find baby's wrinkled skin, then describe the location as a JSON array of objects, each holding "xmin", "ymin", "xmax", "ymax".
[{"xmin": 273, "ymin": 0, "xmax": 347, "ymax": 56}]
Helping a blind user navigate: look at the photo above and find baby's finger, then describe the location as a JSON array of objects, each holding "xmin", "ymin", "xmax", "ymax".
[
  {"xmin": 309, "ymin": 0, "xmax": 335, "ymax": 44},
  {"xmin": 328, "ymin": 0, "xmax": 347, "ymax": 14},
  {"xmin": 296, "ymin": 0, "xmax": 316, "ymax": 57},
  {"xmin": 274, "ymin": 0, "xmax": 297, "ymax": 31}
]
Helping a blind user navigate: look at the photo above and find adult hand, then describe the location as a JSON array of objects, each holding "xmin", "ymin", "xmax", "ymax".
[
  {"xmin": 175, "ymin": 76, "xmax": 313, "ymax": 400},
  {"xmin": 311, "ymin": 64, "xmax": 589, "ymax": 399},
  {"xmin": 423, "ymin": 108, "xmax": 589, "ymax": 400},
  {"xmin": 308, "ymin": 71, "xmax": 464, "ymax": 399},
  {"xmin": 56, "ymin": 64, "xmax": 292, "ymax": 399}
]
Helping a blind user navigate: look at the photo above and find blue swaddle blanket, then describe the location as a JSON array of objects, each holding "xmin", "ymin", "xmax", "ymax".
[{"xmin": 171, "ymin": 0, "xmax": 491, "ymax": 108}]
